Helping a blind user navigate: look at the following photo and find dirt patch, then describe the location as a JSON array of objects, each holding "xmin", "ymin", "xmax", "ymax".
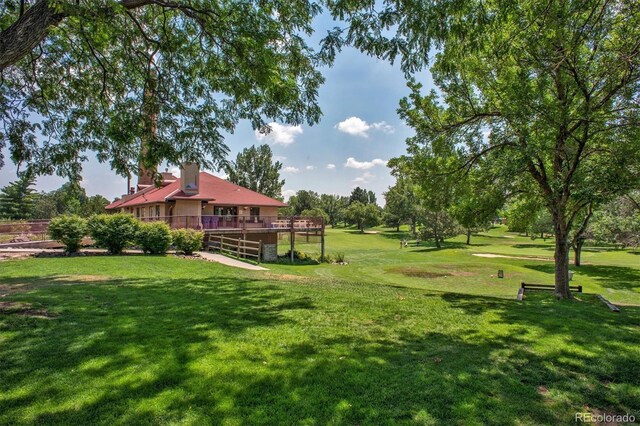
[
  {"xmin": 388, "ymin": 266, "xmax": 477, "ymax": 279},
  {"xmin": 387, "ymin": 267, "xmax": 448, "ymax": 279},
  {"xmin": 51, "ymin": 275, "xmax": 112, "ymax": 283},
  {"xmin": 260, "ymin": 273, "xmax": 310, "ymax": 282},
  {"xmin": 0, "ymin": 252, "xmax": 33, "ymax": 261},
  {"xmin": 0, "ymin": 283, "xmax": 35, "ymax": 298},
  {"xmin": 0, "ymin": 301, "xmax": 56, "ymax": 319}
]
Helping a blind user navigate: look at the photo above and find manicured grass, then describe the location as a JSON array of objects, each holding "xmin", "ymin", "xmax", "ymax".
[
  {"xmin": 274, "ymin": 226, "xmax": 640, "ymax": 305},
  {"xmin": 1, "ymin": 227, "xmax": 639, "ymax": 424}
]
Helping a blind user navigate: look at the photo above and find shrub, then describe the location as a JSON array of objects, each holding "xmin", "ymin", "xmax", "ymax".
[
  {"xmin": 136, "ymin": 222, "xmax": 172, "ymax": 254},
  {"xmin": 88, "ymin": 213, "xmax": 140, "ymax": 254},
  {"xmin": 172, "ymin": 228, "xmax": 203, "ymax": 255},
  {"xmin": 322, "ymin": 253, "xmax": 335, "ymax": 264},
  {"xmin": 335, "ymin": 252, "xmax": 346, "ymax": 263},
  {"xmin": 48, "ymin": 215, "xmax": 87, "ymax": 253},
  {"xmin": 277, "ymin": 250, "xmax": 319, "ymax": 265}
]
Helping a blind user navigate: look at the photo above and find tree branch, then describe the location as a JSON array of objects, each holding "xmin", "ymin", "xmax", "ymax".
[{"xmin": 0, "ymin": 0, "xmax": 223, "ymax": 71}]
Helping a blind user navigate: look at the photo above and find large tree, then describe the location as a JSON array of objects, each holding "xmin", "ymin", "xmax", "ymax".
[
  {"xmin": 0, "ymin": 1, "xmax": 328, "ymax": 180},
  {"xmin": 349, "ymin": 186, "xmax": 376, "ymax": 205},
  {"xmin": 345, "ymin": 201, "xmax": 380, "ymax": 232},
  {"xmin": 0, "ymin": 171, "xmax": 36, "ymax": 219},
  {"xmin": 319, "ymin": 193, "xmax": 349, "ymax": 227},
  {"xmin": 287, "ymin": 190, "xmax": 320, "ymax": 216},
  {"xmin": 332, "ymin": 0, "xmax": 640, "ymax": 298},
  {"xmin": 382, "ymin": 176, "xmax": 420, "ymax": 234},
  {"xmin": 224, "ymin": 145, "xmax": 284, "ymax": 199}
]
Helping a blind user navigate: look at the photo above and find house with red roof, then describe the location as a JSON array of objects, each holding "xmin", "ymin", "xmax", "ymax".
[{"xmin": 106, "ymin": 163, "xmax": 323, "ymax": 261}]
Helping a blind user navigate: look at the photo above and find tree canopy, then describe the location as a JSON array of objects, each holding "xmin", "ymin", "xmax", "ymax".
[
  {"xmin": 344, "ymin": 201, "xmax": 380, "ymax": 232},
  {"xmin": 349, "ymin": 187, "xmax": 376, "ymax": 205},
  {"xmin": 224, "ymin": 145, "xmax": 284, "ymax": 199},
  {"xmin": 335, "ymin": 0, "xmax": 640, "ymax": 298},
  {"xmin": 287, "ymin": 190, "xmax": 320, "ymax": 216},
  {"xmin": 0, "ymin": 0, "xmax": 328, "ymax": 180}
]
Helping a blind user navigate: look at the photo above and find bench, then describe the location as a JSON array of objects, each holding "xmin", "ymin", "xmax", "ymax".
[{"xmin": 521, "ymin": 282, "xmax": 582, "ymax": 293}]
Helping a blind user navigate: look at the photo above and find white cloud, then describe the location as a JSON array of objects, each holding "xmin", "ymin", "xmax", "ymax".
[
  {"xmin": 371, "ymin": 121, "xmax": 395, "ymax": 134},
  {"xmin": 344, "ymin": 157, "xmax": 387, "ymax": 170},
  {"xmin": 353, "ymin": 172, "xmax": 374, "ymax": 185},
  {"xmin": 335, "ymin": 116, "xmax": 395, "ymax": 138},
  {"xmin": 305, "ymin": 165, "xmax": 316, "ymax": 171},
  {"xmin": 255, "ymin": 122, "xmax": 303, "ymax": 145},
  {"xmin": 281, "ymin": 189, "xmax": 296, "ymax": 200},
  {"xmin": 326, "ymin": 163, "xmax": 336, "ymax": 170},
  {"xmin": 283, "ymin": 166, "xmax": 300, "ymax": 173},
  {"xmin": 273, "ymin": 155, "xmax": 287, "ymax": 162}
]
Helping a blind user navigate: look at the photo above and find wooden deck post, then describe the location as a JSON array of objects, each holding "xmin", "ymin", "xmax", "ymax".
[
  {"xmin": 320, "ymin": 219, "xmax": 325, "ymax": 262},
  {"xmin": 242, "ymin": 216, "xmax": 247, "ymax": 240},
  {"xmin": 290, "ymin": 216, "xmax": 295, "ymax": 263}
]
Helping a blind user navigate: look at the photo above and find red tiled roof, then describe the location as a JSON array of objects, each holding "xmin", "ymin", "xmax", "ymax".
[{"xmin": 106, "ymin": 172, "xmax": 287, "ymax": 210}]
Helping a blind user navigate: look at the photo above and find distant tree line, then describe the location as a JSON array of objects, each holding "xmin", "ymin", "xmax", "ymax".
[{"xmin": 0, "ymin": 172, "xmax": 109, "ymax": 220}]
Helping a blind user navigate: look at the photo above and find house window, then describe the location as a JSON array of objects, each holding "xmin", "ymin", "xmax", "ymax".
[
  {"xmin": 149, "ymin": 207, "xmax": 153, "ymax": 218},
  {"xmin": 216, "ymin": 207, "xmax": 237, "ymax": 216},
  {"xmin": 136, "ymin": 208, "xmax": 140, "ymax": 218},
  {"xmin": 155, "ymin": 205, "xmax": 161, "ymax": 218},
  {"xmin": 140, "ymin": 208, "xmax": 145, "ymax": 218},
  {"xmin": 250, "ymin": 207, "xmax": 260, "ymax": 221}
]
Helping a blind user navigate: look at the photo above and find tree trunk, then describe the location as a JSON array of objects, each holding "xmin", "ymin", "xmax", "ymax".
[
  {"xmin": 434, "ymin": 215, "xmax": 441, "ymax": 249},
  {"xmin": 553, "ymin": 219, "xmax": 572, "ymax": 299},
  {"xmin": 0, "ymin": 1, "xmax": 175, "ymax": 71},
  {"xmin": 396, "ymin": 225, "xmax": 400, "ymax": 232},
  {"xmin": 466, "ymin": 228, "xmax": 471, "ymax": 245},
  {"xmin": 0, "ymin": 0, "xmax": 64, "ymax": 71},
  {"xmin": 573, "ymin": 238, "xmax": 584, "ymax": 267}
]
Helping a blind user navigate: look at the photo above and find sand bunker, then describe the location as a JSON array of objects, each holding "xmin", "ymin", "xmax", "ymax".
[{"xmin": 472, "ymin": 253, "xmax": 554, "ymax": 262}]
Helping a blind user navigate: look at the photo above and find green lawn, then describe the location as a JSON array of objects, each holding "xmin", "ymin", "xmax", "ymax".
[
  {"xmin": 276, "ymin": 226, "xmax": 640, "ymax": 305},
  {"xmin": 1, "ymin": 227, "xmax": 639, "ymax": 425}
]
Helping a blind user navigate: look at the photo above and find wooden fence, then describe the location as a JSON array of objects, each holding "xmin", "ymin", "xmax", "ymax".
[{"xmin": 206, "ymin": 235, "xmax": 262, "ymax": 263}]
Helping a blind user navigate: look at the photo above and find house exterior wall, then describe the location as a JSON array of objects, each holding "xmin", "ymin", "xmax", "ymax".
[
  {"xmin": 202, "ymin": 204, "xmax": 214, "ymax": 215},
  {"xmin": 175, "ymin": 200, "xmax": 201, "ymax": 218},
  {"xmin": 260, "ymin": 207, "xmax": 279, "ymax": 218}
]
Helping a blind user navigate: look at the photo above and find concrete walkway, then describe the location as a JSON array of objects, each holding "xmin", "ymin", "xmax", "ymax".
[{"xmin": 196, "ymin": 251, "xmax": 268, "ymax": 271}]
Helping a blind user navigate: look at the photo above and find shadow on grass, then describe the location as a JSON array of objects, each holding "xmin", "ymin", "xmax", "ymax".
[
  {"xmin": 523, "ymin": 263, "xmax": 640, "ymax": 291},
  {"xmin": 409, "ymin": 241, "xmax": 488, "ymax": 252},
  {"xmin": 512, "ymin": 243, "xmax": 554, "ymax": 251},
  {"xmin": 1, "ymin": 269, "xmax": 639, "ymax": 424},
  {"xmin": 378, "ymin": 230, "xmax": 413, "ymax": 241}
]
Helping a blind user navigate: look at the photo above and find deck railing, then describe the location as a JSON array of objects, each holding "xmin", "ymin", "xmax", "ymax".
[{"xmin": 138, "ymin": 215, "xmax": 324, "ymax": 231}]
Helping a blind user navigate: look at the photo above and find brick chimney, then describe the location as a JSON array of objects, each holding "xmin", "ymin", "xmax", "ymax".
[{"xmin": 180, "ymin": 163, "xmax": 200, "ymax": 195}]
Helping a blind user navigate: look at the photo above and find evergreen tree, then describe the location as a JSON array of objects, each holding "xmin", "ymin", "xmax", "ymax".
[{"xmin": 0, "ymin": 172, "xmax": 37, "ymax": 220}]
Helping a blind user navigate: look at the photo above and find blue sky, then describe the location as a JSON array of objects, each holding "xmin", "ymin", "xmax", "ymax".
[{"xmin": 0, "ymin": 12, "xmax": 435, "ymax": 205}]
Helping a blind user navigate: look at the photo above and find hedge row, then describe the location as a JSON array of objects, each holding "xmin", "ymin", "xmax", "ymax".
[{"xmin": 48, "ymin": 213, "xmax": 203, "ymax": 255}]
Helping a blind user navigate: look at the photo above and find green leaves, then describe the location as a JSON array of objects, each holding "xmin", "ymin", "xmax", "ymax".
[
  {"xmin": 224, "ymin": 144, "xmax": 285, "ymax": 199},
  {"xmin": 1, "ymin": 0, "xmax": 329, "ymax": 180}
]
